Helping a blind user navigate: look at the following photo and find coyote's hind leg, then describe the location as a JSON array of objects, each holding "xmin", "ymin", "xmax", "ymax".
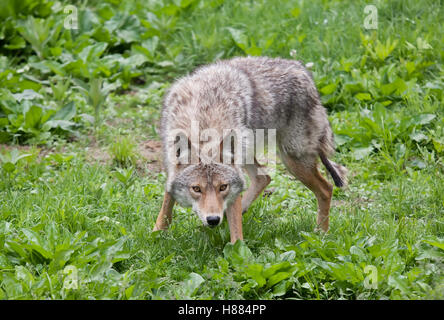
[{"xmin": 280, "ymin": 153, "xmax": 333, "ymax": 232}]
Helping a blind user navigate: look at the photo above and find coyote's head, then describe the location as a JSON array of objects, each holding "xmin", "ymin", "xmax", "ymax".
[{"xmin": 169, "ymin": 162, "xmax": 245, "ymax": 227}]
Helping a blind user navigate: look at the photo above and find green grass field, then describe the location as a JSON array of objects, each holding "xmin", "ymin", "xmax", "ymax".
[{"xmin": 0, "ymin": 0, "xmax": 443, "ymax": 299}]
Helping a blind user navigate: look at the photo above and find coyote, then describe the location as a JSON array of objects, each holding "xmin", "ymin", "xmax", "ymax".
[{"xmin": 153, "ymin": 56, "xmax": 347, "ymax": 243}]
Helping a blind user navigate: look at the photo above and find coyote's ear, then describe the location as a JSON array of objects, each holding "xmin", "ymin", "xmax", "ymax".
[
  {"xmin": 174, "ymin": 133, "xmax": 201, "ymax": 165},
  {"xmin": 173, "ymin": 133, "xmax": 190, "ymax": 165}
]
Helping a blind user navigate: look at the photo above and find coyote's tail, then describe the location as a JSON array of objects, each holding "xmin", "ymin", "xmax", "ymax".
[{"xmin": 319, "ymin": 152, "xmax": 348, "ymax": 188}]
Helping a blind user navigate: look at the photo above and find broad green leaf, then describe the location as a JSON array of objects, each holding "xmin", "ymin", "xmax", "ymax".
[
  {"xmin": 388, "ymin": 274, "xmax": 409, "ymax": 294},
  {"xmin": 272, "ymin": 280, "xmax": 290, "ymax": 297},
  {"xmin": 380, "ymin": 82, "xmax": 397, "ymax": 95},
  {"xmin": 89, "ymin": 260, "xmax": 112, "ymax": 281},
  {"xmin": 279, "ymin": 250, "xmax": 296, "ymax": 261},
  {"xmin": 6, "ymin": 240, "xmax": 28, "ymax": 259},
  {"xmin": 245, "ymin": 44, "xmax": 262, "ymax": 56},
  {"xmin": 21, "ymin": 228, "xmax": 52, "ymax": 259},
  {"xmin": 335, "ymin": 134, "xmax": 352, "ymax": 146},
  {"xmin": 13, "ymin": 89, "xmax": 42, "ymax": 102},
  {"xmin": 350, "ymin": 246, "xmax": 366, "ymax": 260},
  {"xmin": 223, "ymin": 240, "xmax": 253, "ymax": 267},
  {"xmin": 5, "ymin": 36, "xmax": 26, "ymax": 50},
  {"xmin": 124, "ymin": 54, "xmax": 148, "ymax": 68},
  {"xmin": 393, "ymin": 78, "xmax": 407, "ymax": 95},
  {"xmin": 43, "ymin": 120, "xmax": 76, "ymax": 131},
  {"xmin": 245, "ymin": 264, "xmax": 266, "ymax": 288},
  {"xmin": 227, "ymin": 27, "xmax": 248, "ymax": 51},
  {"xmin": 125, "ymin": 285, "xmax": 135, "ymax": 299},
  {"xmin": 79, "ymin": 42, "xmax": 108, "ymax": 62},
  {"xmin": 52, "ymin": 101, "xmax": 76, "ymax": 121},
  {"xmin": 353, "ymin": 146, "xmax": 374, "ymax": 160},
  {"xmin": 320, "ymin": 83, "xmax": 338, "ymax": 95},
  {"xmin": 415, "ymin": 114, "xmax": 436, "ymax": 125},
  {"xmin": 1, "ymin": 273, "xmax": 24, "ymax": 298},
  {"xmin": 15, "ymin": 266, "xmax": 34, "ymax": 290},
  {"xmin": 263, "ymin": 261, "xmax": 292, "ymax": 279},
  {"xmin": 182, "ymin": 272, "xmax": 205, "ymax": 296},
  {"xmin": 267, "ymin": 271, "xmax": 293, "ymax": 288},
  {"xmin": 344, "ymin": 82, "xmax": 365, "ymax": 94},
  {"xmin": 409, "ymin": 159, "xmax": 426, "ymax": 169},
  {"xmin": 51, "ymin": 248, "xmax": 75, "ymax": 271},
  {"xmin": 8, "ymin": 149, "xmax": 32, "ymax": 164},
  {"xmin": 374, "ymin": 39, "xmax": 398, "ymax": 61},
  {"xmin": 409, "ymin": 132, "xmax": 428, "ymax": 142},
  {"xmin": 24, "ymin": 105, "xmax": 42, "ymax": 129},
  {"xmin": 424, "ymin": 240, "xmax": 444, "ymax": 250},
  {"xmin": 355, "ymin": 92, "xmax": 372, "ymax": 101}
]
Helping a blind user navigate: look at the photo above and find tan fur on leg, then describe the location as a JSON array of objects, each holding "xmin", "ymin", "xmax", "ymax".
[
  {"xmin": 226, "ymin": 195, "xmax": 243, "ymax": 243},
  {"xmin": 153, "ymin": 192, "xmax": 175, "ymax": 231},
  {"xmin": 280, "ymin": 153, "xmax": 333, "ymax": 232}
]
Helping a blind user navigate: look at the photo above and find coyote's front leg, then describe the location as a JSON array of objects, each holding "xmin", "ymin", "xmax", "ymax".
[
  {"xmin": 153, "ymin": 192, "xmax": 175, "ymax": 231},
  {"xmin": 226, "ymin": 195, "xmax": 243, "ymax": 243}
]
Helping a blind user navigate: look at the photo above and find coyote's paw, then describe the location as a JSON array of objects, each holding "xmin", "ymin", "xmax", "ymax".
[{"xmin": 152, "ymin": 224, "xmax": 167, "ymax": 232}]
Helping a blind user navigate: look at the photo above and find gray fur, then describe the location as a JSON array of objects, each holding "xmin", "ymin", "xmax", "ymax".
[
  {"xmin": 160, "ymin": 56, "xmax": 346, "ymax": 212},
  {"xmin": 170, "ymin": 163, "xmax": 245, "ymax": 208}
]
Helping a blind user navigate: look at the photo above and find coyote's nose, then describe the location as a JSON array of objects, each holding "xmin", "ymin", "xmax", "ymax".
[{"xmin": 206, "ymin": 216, "xmax": 220, "ymax": 227}]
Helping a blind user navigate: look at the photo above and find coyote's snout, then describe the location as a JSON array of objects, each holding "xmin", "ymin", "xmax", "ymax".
[{"xmin": 153, "ymin": 56, "xmax": 347, "ymax": 243}]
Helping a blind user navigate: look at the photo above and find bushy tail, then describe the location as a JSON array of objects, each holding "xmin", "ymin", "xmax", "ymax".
[{"xmin": 319, "ymin": 152, "xmax": 348, "ymax": 188}]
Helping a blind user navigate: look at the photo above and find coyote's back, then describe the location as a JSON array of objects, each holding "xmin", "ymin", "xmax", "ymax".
[{"xmin": 161, "ymin": 56, "xmax": 337, "ymax": 165}]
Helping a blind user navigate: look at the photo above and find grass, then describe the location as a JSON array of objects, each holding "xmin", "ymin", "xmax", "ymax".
[
  {"xmin": 0, "ymin": 0, "xmax": 443, "ymax": 299},
  {"xmin": 108, "ymin": 135, "xmax": 139, "ymax": 167}
]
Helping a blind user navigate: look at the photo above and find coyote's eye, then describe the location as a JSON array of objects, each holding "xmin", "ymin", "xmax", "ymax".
[
  {"xmin": 219, "ymin": 184, "xmax": 228, "ymax": 192},
  {"xmin": 192, "ymin": 186, "xmax": 201, "ymax": 193}
]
